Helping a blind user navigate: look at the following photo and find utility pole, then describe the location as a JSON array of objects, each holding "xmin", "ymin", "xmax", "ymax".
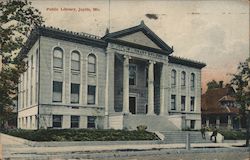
[{"xmin": 0, "ymin": 44, "xmax": 2, "ymax": 72}]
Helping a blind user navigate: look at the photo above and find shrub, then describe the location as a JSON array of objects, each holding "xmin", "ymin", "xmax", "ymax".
[
  {"xmin": 136, "ymin": 125, "xmax": 147, "ymax": 131},
  {"xmin": 1, "ymin": 129, "xmax": 160, "ymax": 141},
  {"xmin": 219, "ymin": 130, "xmax": 247, "ymax": 140}
]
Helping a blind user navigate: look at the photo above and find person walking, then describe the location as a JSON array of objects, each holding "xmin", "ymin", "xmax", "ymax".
[
  {"xmin": 210, "ymin": 127, "xmax": 218, "ymax": 143},
  {"xmin": 200, "ymin": 125, "xmax": 206, "ymax": 139}
]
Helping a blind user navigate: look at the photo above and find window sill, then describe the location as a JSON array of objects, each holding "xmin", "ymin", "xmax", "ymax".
[
  {"xmin": 52, "ymin": 102, "xmax": 63, "ymax": 104},
  {"xmin": 53, "ymin": 68, "xmax": 63, "ymax": 72},
  {"xmin": 71, "ymin": 102, "xmax": 80, "ymax": 104},
  {"xmin": 71, "ymin": 70, "xmax": 80, "ymax": 75},
  {"xmin": 88, "ymin": 72, "xmax": 96, "ymax": 76}
]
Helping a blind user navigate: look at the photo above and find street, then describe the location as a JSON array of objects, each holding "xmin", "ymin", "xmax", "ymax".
[{"xmin": 95, "ymin": 151, "xmax": 250, "ymax": 160}]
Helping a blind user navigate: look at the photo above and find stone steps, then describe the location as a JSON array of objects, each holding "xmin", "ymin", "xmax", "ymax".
[{"xmin": 161, "ymin": 131, "xmax": 211, "ymax": 144}]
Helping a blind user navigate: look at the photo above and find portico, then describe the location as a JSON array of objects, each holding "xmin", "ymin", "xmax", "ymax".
[
  {"xmin": 111, "ymin": 45, "xmax": 168, "ymax": 116},
  {"xmin": 122, "ymin": 54, "xmax": 158, "ymax": 115}
]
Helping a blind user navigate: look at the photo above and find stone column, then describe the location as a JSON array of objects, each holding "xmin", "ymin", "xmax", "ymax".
[
  {"xmin": 147, "ymin": 60, "xmax": 155, "ymax": 115},
  {"xmin": 105, "ymin": 52, "xmax": 110, "ymax": 116},
  {"xmin": 227, "ymin": 115, "xmax": 232, "ymax": 129},
  {"xmin": 123, "ymin": 55, "xmax": 130, "ymax": 113},
  {"xmin": 216, "ymin": 116, "xmax": 220, "ymax": 128},
  {"xmin": 160, "ymin": 63, "xmax": 165, "ymax": 115},
  {"xmin": 206, "ymin": 117, "xmax": 209, "ymax": 127}
]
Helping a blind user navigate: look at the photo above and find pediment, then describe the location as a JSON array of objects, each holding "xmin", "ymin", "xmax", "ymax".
[
  {"xmin": 103, "ymin": 21, "xmax": 173, "ymax": 54},
  {"xmin": 117, "ymin": 31, "xmax": 161, "ymax": 50}
]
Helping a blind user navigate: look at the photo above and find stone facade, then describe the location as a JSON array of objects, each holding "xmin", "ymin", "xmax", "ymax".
[{"xmin": 17, "ymin": 22, "xmax": 206, "ymax": 131}]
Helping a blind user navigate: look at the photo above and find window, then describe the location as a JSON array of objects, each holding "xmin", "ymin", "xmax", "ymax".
[
  {"xmin": 71, "ymin": 116, "xmax": 80, "ymax": 128},
  {"xmin": 53, "ymin": 81, "xmax": 63, "ymax": 102},
  {"xmin": 181, "ymin": 71, "xmax": 186, "ymax": 87},
  {"xmin": 129, "ymin": 64, "xmax": 136, "ymax": 85},
  {"xmin": 88, "ymin": 54, "xmax": 96, "ymax": 73},
  {"xmin": 87, "ymin": 85, "xmax": 96, "ymax": 104},
  {"xmin": 30, "ymin": 55, "xmax": 33, "ymax": 105},
  {"xmin": 18, "ymin": 118, "xmax": 22, "ymax": 128},
  {"xmin": 71, "ymin": 83, "xmax": 80, "ymax": 104},
  {"xmin": 26, "ymin": 64, "xmax": 29, "ymax": 107},
  {"xmin": 53, "ymin": 47, "xmax": 63, "ymax": 69},
  {"xmin": 22, "ymin": 117, "xmax": 24, "ymax": 128},
  {"xmin": 190, "ymin": 97, "xmax": 195, "ymax": 111},
  {"xmin": 87, "ymin": 116, "xmax": 96, "ymax": 128},
  {"xmin": 181, "ymin": 96, "xmax": 186, "ymax": 111},
  {"xmin": 71, "ymin": 51, "xmax": 80, "ymax": 71},
  {"xmin": 30, "ymin": 116, "xmax": 32, "ymax": 128},
  {"xmin": 30, "ymin": 86, "xmax": 33, "ymax": 105},
  {"xmin": 171, "ymin": 95, "xmax": 176, "ymax": 110},
  {"xmin": 53, "ymin": 115, "xmax": 62, "ymax": 128},
  {"xmin": 35, "ymin": 49, "xmax": 39, "ymax": 103},
  {"xmin": 25, "ymin": 117, "xmax": 28, "ymax": 128},
  {"xmin": 171, "ymin": 69, "xmax": 176, "ymax": 86},
  {"xmin": 191, "ymin": 73, "xmax": 195, "ymax": 89},
  {"xmin": 190, "ymin": 120, "xmax": 195, "ymax": 129}
]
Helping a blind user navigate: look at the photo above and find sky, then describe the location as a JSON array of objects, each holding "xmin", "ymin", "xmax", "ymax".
[{"xmin": 30, "ymin": 0, "xmax": 249, "ymax": 92}]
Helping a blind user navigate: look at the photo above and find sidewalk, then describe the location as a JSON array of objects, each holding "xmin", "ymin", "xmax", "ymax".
[
  {"xmin": 4, "ymin": 140, "xmax": 246, "ymax": 154},
  {"xmin": 1, "ymin": 132, "xmax": 248, "ymax": 160}
]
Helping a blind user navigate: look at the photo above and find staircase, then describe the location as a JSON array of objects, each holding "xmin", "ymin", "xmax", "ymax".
[
  {"xmin": 161, "ymin": 131, "xmax": 211, "ymax": 144},
  {"xmin": 123, "ymin": 115, "xmax": 180, "ymax": 131}
]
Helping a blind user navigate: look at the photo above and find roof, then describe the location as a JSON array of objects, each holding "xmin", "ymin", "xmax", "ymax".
[
  {"xmin": 219, "ymin": 95, "xmax": 236, "ymax": 102},
  {"xmin": 201, "ymin": 87, "xmax": 239, "ymax": 115},
  {"xmin": 17, "ymin": 22, "xmax": 206, "ymax": 70},
  {"xmin": 17, "ymin": 25, "xmax": 107, "ymax": 59},
  {"xmin": 168, "ymin": 56, "xmax": 206, "ymax": 69},
  {"xmin": 102, "ymin": 21, "xmax": 174, "ymax": 55}
]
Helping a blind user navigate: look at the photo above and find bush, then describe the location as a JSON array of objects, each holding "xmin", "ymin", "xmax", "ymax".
[
  {"xmin": 1, "ymin": 129, "xmax": 160, "ymax": 141},
  {"xmin": 136, "ymin": 125, "xmax": 147, "ymax": 131},
  {"xmin": 219, "ymin": 130, "xmax": 247, "ymax": 140}
]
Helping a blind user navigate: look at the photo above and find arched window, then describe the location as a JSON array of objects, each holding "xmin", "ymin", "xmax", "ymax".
[
  {"xmin": 71, "ymin": 51, "xmax": 80, "ymax": 71},
  {"xmin": 53, "ymin": 47, "xmax": 63, "ymax": 69},
  {"xmin": 88, "ymin": 54, "xmax": 96, "ymax": 73},
  {"xmin": 181, "ymin": 71, "xmax": 186, "ymax": 87},
  {"xmin": 191, "ymin": 73, "xmax": 195, "ymax": 89},
  {"xmin": 171, "ymin": 69, "xmax": 176, "ymax": 86}
]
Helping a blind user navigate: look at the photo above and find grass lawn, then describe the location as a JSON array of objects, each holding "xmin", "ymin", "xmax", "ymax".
[{"xmin": 1, "ymin": 129, "xmax": 160, "ymax": 141}]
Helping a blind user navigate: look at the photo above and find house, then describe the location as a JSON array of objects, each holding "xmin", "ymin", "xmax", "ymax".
[
  {"xmin": 201, "ymin": 85, "xmax": 240, "ymax": 130},
  {"xmin": 17, "ymin": 21, "xmax": 206, "ymax": 131}
]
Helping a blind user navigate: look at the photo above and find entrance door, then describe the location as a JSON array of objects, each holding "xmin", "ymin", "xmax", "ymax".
[{"xmin": 129, "ymin": 97, "xmax": 136, "ymax": 114}]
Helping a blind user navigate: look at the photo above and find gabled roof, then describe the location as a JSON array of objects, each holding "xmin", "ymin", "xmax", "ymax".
[
  {"xmin": 102, "ymin": 21, "xmax": 174, "ymax": 55},
  {"xmin": 201, "ymin": 87, "xmax": 239, "ymax": 115}
]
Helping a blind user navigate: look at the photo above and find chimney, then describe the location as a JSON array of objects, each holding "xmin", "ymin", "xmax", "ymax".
[{"xmin": 219, "ymin": 81, "xmax": 224, "ymax": 88}]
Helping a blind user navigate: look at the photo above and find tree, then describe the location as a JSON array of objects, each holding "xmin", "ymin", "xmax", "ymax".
[
  {"xmin": 207, "ymin": 80, "xmax": 220, "ymax": 90},
  {"xmin": 231, "ymin": 58, "xmax": 250, "ymax": 146},
  {"xmin": 0, "ymin": 0, "xmax": 43, "ymax": 128},
  {"xmin": 206, "ymin": 80, "xmax": 223, "ymax": 91}
]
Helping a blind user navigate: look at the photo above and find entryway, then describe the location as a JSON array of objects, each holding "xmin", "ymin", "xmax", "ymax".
[{"xmin": 129, "ymin": 97, "xmax": 136, "ymax": 114}]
